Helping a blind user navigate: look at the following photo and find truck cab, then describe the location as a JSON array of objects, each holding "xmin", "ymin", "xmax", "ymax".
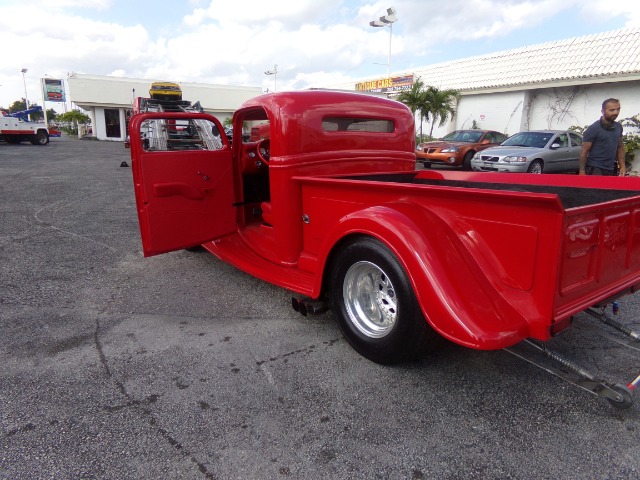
[
  {"xmin": 130, "ymin": 90, "xmax": 415, "ymax": 269},
  {"xmin": 230, "ymin": 91, "xmax": 416, "ymax": 265}
]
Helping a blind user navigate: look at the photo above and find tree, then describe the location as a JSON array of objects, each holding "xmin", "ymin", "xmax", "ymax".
[
  {"xmin": 423, "ymin": 86, "xmax": 460, "ymax": 138},
  {"xmin": 622, "ymin": 114, "xmax": 640, "ymax": 167},
  {"xmin": 46, "ymin": 108, "xmax": 58, "ymax": 122},
  {"xmin": 6, "ymin": 98, "xmax": 43, "ymax": 121},
  {"xmin": 9, "ymin": 99, "xmax": 27, "ymax": 112},
  {"xmin": 30, "ymin": 108, "xmax": 44, "ymax": 122},
  {"xmin": 397, "ymin": 79, "xmax": 427, "ymax": 138},
  {"xmin": 5, "ymin": 99, "xmax": 57, "ymax": 123},
  {"xmin": 57, "ymin": 110, "xmax": 90, "ymax": 124},
  {"xmin": 57, "ymin": 110, "xmax": 91, "ymax": 134}
]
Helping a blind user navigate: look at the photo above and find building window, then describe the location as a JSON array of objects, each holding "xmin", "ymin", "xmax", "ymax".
[{"xmin": 105, "ymin": 109, "xmax": 121, "ymax": 138}]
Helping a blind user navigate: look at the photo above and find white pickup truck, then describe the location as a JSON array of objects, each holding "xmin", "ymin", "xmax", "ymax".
[{"xmin": 0, "ymin": 110, "xmax": 49, "ymax": 145}]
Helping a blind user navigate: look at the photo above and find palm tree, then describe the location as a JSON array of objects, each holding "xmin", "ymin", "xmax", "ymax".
[
  {"xmin": 397, "ymin": 79, "xmax": 427, "ymax": 139},
  {"xmin": 423, "ymin": 86, "xmax": 460, "ymax": 138}
]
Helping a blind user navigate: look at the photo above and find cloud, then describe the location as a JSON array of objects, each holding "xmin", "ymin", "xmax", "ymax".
[
  {"xmin": 582, "ymin": 0, "xmax": 640, "ymax": 27},
  {"xmin": 183, "ymin": 0, "xmax": 344, "ymax": 27},
  {"xmin": 0, "ymin": 0, "xmax": 637, "ymax": 109}
]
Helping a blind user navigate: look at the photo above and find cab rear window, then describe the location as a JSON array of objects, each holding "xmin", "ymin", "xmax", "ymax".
[{"xmin": 322, "ymin": 116, "xmax": 394, "ymax": 133}]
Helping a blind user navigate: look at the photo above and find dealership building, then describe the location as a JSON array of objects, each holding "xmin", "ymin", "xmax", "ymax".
[
  {"xmin": 66, "ymin": 26, "xmax": 640, "ymax": 142},
  {"xmin": 328, "ymin": 27, "xmax": 640, "ymax": 138},
  {"xmin": 66, "ymin": 74, "xmax": 262, "ymax": 141}
]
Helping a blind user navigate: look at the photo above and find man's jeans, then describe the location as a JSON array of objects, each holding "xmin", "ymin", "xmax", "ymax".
[{"xmin": 585, "ymin": 165, "xmax": 615, "ymax": 176}]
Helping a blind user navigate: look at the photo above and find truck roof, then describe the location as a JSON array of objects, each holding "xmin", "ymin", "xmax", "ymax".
[
  {"xmin": 236, "ymin": 90, "xmax": 415, "ymax": 160},
  {"xmin": 239, "ymin": 90, "xmax": 410, "ymax": 119}
]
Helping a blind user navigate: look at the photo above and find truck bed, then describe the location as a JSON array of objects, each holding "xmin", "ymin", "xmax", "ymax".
[
  {"xmin": 343, "ymin": 171, "xmax": 640, "ymax": 209},
  {"xmin": 298, "ymin": 169, "xmax": 640, "ymax": 348}
]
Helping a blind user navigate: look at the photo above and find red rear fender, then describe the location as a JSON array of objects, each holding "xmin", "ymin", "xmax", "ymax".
[{"xmin": 320, "ymin": 203, "xmax": 535, "ymax": 350}]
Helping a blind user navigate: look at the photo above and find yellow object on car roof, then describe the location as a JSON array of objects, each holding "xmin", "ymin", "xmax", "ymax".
[{"xmin": 149, "ymin": 81, "xmax": 182, "ymax": 100}]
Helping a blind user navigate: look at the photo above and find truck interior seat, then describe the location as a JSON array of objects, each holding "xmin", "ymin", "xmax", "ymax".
[{"xmin": 261, "ymin": 201, "xmax": 273, "ymax": 225}]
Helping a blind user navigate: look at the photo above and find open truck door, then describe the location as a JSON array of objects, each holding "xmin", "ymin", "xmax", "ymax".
[{"xmin": 129, "ymin": 112, "xmax": 236, "ymax": 257}]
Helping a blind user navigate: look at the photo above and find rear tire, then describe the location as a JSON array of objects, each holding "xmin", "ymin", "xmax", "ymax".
[
  {"xmin": 30, "ymin": 130, "xmax": 49, "ymax": 145},
  {"xmin": 330, "ymin": 237, "xmax": 437, "ymax": 364}
]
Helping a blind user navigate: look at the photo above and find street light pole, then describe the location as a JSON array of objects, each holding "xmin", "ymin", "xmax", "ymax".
[
  {"xmin": 264, "ymin": 64, "xmax": 278, "ymax": 92},
  {"xmin": 21, "ymin": 68, "xmax": 29, "ymax": 119},
  {"xmin": 369, "ymin": 7, "xmax": 397, "ymax": 78}
]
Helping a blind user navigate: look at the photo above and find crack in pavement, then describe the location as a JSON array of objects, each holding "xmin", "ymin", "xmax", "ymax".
[{"xmin": 93, "ymin": 314, "xmax": 216, "ymax": 480}]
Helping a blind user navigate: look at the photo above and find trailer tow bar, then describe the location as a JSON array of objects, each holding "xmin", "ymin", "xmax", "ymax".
[
  {"xmin": 584, "ymin": 307, "xmax": 640, "ymax": 350},
  {"xmin": 583, "ymin": 306, "xmax": 640, "ymax": 394},
  {"xmin": 505, "ymin": 339, "xmax": 635, "ymax": 409}
]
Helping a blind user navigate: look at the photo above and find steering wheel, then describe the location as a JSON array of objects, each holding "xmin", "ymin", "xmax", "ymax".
[{"xmin": 257, "ymin": 138, "xmax": 271, "ymax": 164}]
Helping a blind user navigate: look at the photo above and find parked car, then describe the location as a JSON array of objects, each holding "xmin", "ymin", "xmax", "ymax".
[
  {"xmin": 416, "ymin": 129, "xmax": 508, "ymax": 169},
  {"xmin": 471, "ymin": 130, "xmax": 583, "ymax": 173}
]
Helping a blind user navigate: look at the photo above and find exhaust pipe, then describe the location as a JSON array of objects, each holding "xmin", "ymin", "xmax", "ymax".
[
  {"xmin": 291, "ymin": 297, "xmax": 328, "ymax": 317},
  {"xmin": 291, "ymin": 297, "xmax": 306, "ymax": 316}
]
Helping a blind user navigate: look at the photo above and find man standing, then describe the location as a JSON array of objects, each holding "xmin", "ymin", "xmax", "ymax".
[{"xmin": 579, "ymin": 98, "xmax": 626, "ymax": 176}]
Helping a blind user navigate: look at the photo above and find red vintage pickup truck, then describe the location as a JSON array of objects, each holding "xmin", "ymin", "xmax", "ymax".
[{"xmin": 129, "ymin": 90, "xmax": 640, "ymax": 407}]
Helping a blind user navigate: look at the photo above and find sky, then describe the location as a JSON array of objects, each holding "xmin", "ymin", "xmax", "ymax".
[{"xmin": 0, "ymin": 0, "xmax": 638, "ymax": 111}]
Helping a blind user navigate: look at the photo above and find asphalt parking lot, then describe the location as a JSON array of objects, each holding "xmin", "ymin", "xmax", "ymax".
[{"xmin": 1, "ymin": 135, "xmax": 639, "ymax": 479}]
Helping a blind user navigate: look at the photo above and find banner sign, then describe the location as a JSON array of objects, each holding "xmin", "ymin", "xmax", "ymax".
[
  {"xmin": 355, "ymin": 74, "xmax": 414, "ymax": 94},
  {"xmin": 43, "ymin": 78, "xmax": 66, "ymax": 102}
]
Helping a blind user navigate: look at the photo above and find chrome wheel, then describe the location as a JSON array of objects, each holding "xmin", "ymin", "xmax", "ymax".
[
  {"xmin": 330, "ymin": 237, "xmax": 437, "ymax": 364},
  {"xmin": 343, "ymin": 261, "xmax": 397, "ymax": 338},
  {"xmin": 527, "ymin": 160, "xmax": 543, "ymax": 173}
]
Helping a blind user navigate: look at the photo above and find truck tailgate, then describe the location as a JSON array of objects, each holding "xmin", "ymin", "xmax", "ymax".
[
  {"xmin": 397, "ymin": 172, "xmax": 640, "ymax": 323},
  {"xmin": 556, "ymin": 194, "xmax": 640, "ymax": 320}
]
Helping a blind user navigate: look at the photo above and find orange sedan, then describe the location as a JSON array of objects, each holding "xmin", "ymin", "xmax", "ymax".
[{"xmin": 416, "ymin": 129, "xmax": 507, "ymax": 170}]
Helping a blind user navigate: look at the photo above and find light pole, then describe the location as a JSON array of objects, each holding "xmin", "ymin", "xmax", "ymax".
[
  {"xmin": 21, "ymin": 68, "xmax": 29, "ymax": 119},
  {"xmin": 369, "ymin": 7, "xmax": 397, "ymax": 78},
  {"xmin": 264, "ymin": 64, "xmax": 278, "ymax": 92}
]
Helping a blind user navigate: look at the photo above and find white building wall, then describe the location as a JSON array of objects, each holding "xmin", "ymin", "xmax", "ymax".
[
  {"xmin": 527, "ymin": 81, "xmax": 640, "ymax": 132},
  {"xmin": 429, "ymin": 80, "xmax": 640, "ymax": 140},
  {"xmin": 67, "ymin": 74, "xmax": 262, "ymax": 114},
  {"xmin": 93, "ymin": 107, "xmax": 107, "ymax": 140},
  {"xmin": 454, "ymin": 91, "xmax": 526, "ymax": 136},
  {"xmin": 88, "ymin": 106, "xmax": 125, "ymax": 141},
  {"xmin": 119, "ymin": 109, "xmax": 127, "ymax": 139}
]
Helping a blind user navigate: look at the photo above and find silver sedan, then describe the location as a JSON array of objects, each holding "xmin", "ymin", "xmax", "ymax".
[{"xmin": 470, "ymin": 130, "xmax": 583, "ymax": 173}]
